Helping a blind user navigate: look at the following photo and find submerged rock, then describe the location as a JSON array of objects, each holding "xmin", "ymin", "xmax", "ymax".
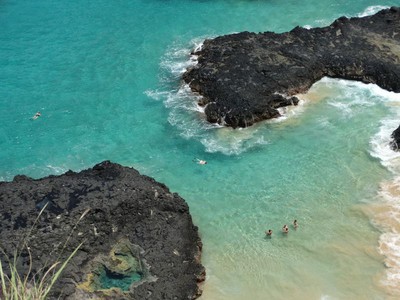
[
  {"xmin": 0, "ymin": 161, "xmax": 205, "ymax": 299},
  {"xmin": 183, "ymin": 7, "xmax": 400, "ymax": 128}
]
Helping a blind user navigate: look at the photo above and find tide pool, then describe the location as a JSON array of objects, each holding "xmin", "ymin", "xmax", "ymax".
[{"xmin": 1, "ymin": 1, "xmax": 400, "ymax": 299}]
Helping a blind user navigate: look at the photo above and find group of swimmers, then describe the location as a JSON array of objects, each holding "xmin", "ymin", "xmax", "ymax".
[{"xmin": 265, "ymin": 219, "xmax": 298, "ymax": 237}]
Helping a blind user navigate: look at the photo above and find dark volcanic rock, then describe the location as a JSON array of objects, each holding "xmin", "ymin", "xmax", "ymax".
[
  {"xmin": 183, "ymin": 7, "xmax": 400, "ymax": 128},
  {"xmin": 390, "ymin": 124, "xmax": 400, "ymax": 151},
  {"xmin": 0, "ymin": 161, "xmax": 205, "ymax": 299}
]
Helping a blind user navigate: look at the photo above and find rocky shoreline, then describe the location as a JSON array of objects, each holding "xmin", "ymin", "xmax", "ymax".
[
  {"xmin": 0, "ymin": 161, "xmax": 205, "ymax": 299},
  {"xmin": 183, "ymin": 7, "xmax": 400, "ymax": 129}
]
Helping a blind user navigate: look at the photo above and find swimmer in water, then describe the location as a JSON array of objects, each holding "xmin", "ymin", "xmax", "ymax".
[
  {"xmin": 282, "ymin": 224, "xmax": 289, "ymax": 233},
  {"xmin": 32, "ymin": 112, "xmax": 41, "ymax": 120},
  {"xmin": 194, "ymin": 158, "xmax": 207, "ymax": 165},
  {"xmin": 293, "ymin": 219, "xmax": 298, "ymax": 229},
  {"xmin": 265, "ymin": 229, "xmax": 273, "ymax": 237}
]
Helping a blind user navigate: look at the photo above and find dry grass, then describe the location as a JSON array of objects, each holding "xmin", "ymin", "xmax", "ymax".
[
  {"xmin": 0, "ymin": 205, "xmax": 89, "ymax": 299},
  {"xmin": 0, "ymin": 244, "xmax": 81, "ymax": 300}
]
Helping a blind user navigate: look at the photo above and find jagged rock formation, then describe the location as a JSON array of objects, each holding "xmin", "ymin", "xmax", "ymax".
[
  {"xmin": 0, "ymin": 161, "xmax": 205, "ymax": 299},
  {"xmin": 390, "ymin": 124, "xmax": 400, "ymax": 151},
  {"xmin": 183, "ymin": 7, "xmax": 400, "ymax": 128}
]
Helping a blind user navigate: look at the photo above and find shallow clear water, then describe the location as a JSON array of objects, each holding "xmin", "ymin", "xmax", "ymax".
[{"xmin": 1, "ymin": 1, "xmax": 400, "ymax": 299}]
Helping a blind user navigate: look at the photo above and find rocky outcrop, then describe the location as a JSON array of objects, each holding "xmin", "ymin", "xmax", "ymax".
[
  {"xmin": 390, "ymin": 124, "xmax": 400, "ymax": 151},
  {"xmin": 0, "ymin": 161, "xmax": 205, "ymax": 299},
  {"xmin": 183, "ymin": 7, "xmax": 400, "ymax": 128}
]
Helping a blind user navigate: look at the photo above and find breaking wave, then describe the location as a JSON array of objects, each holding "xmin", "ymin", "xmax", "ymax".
[
  {"xmin": 145, "ymin": 37, "xmax": 279, "ymax": 155},
  {"xmin": 366, "ymin": 82, "xmax": 400, "ymax": 296},
  {"xmin": 358, "ymin": 6, "xmax": 390, "ymax": 17}
]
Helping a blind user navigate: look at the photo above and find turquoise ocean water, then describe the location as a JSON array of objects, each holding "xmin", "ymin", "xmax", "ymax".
[{"xmin": 1, "ymin": 1, "xmax": 400, "ymax": 299}]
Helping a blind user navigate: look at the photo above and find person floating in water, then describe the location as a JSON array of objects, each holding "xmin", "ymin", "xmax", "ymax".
[
  {"xmin": 265, "ymin": 229, "xmax": 273, "ymax": 237},
  {"xmin": 32, "ymin": 112, "xmax": 41, "ymax": 120},
  {"xmin": 293, "ymin": 219, "xmax": 298, "ymax": 229},
  {"xmin": 193, "ymin": 158, "xmax": 207, "ymax": 165},
  {"xmin": 282, "ymin": 224, "xmax": 289, "ymax": 233}
]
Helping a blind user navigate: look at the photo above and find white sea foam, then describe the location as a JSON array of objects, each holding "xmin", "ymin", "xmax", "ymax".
[
  {"xmin": 201, "ymin": 129, "xmax": 269, "ymax": 155},
  {"xmin": 146, "ymin": 36, "xmax": 279, "ymax": 155},
  {"xmin": 275, "ymin": 98, "xmax": 306, "ymax": 122},
  {"xmin": 314, "ymin": 19, "xmax": 331, "ymax": 27},
  {"xmin": 316, "ymin": 117, "xmax": 332, "ymax": 129},
  {"xmin": 370, "ymin": 119, "xmax": 400, "ymax": 173},
  {"xmin": 158, "ymin": 37, "xmax": 205, "ymax": 80},
  {"xmin": 311, "ymin": 78, "xmax": 396, "ymax": 120},
  {"xmin": 371, "ymin": 131, "xmax": 400, "ymax": 295},
  {"xmin": 363, "ymin": 80, "xmax": 400, "ymax": 294},
  {"xmin": 144, "ymin": 90, "xmax": 170, "ymax": 101},
  {"xmin": 370, "ymin": 178, "xmax": 400, "ymax": 296},
  {"xmin": 306, "ymin": 80, "xmax": 400, "ymax": 295},
  {"xmin": 368, "ymin": 83, "xmax": 400, "ymax": 174},
  {"xmin": 327, "ymin": 101, "xmax": 352, "ymax": 114},
  {"xmin": 358, "ymin": 6, "xmax": 389, "ymax": 17},
  {"xmin": 165, "ymin": 84, "xmax": 203, "ymax": 110},
  {"xmin": 305, "ymin": 6, "xmax": 389, "ymax": 30},
  {"xmin": 160, "ymin": 58, "xmax": 195, "ymax": 77},
  {"xmin": 295, "ymin": 77, "xmax": 373, "ymax": 119},
  {"xmin": 46, "ymin": 165, "xmax": 68, "ymax": 175},
  {"xmin": 302, "ymin": 19, "xmax": 332, "ymax": 29}
]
